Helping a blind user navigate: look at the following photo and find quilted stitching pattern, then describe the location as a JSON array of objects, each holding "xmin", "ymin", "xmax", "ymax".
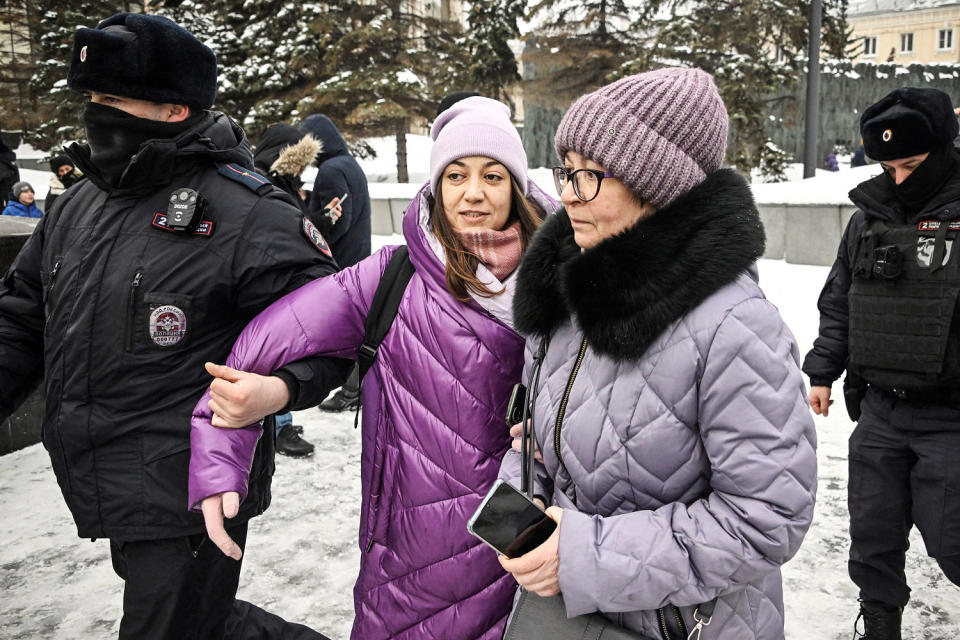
[{"xmin": 505, "ymin": 272, "xmax": 816, "ymax": 640}]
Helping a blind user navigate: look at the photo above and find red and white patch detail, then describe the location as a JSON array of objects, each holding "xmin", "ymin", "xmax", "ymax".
[
  {"xmin": 80, "ymin": 46, "xmax": 87, "ymax": 62},
  {"xmin": 302, "ymin": 217, "xmax": 332, "ymax": 257},
  {"xmin": 918, "ymin": 220, "xmax": 960, "ymax": 231},
  {"xmin": 152, "ymin": 212, "xmax": 214, "ymax": 236},
  {"xmin": 149, "ymin": 305, "xmax": 187, "ymax": 347}
]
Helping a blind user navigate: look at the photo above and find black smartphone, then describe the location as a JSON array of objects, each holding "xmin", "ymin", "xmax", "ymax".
[
  {"xmin": 505, "ymin": 383, "xmax": 526, "ymax": 426},
  {"xmin": 467, "ymin": 479, "xmax": 556, "ymax": 558}
]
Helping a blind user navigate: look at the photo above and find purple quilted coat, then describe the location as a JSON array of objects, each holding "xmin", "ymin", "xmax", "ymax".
[
  {"xmin": 189, "ymin": 183, "xmax": 555, "ymax": 639},
  {"xmin": 503, "ymin": 170, "xmax": 817, "ymax": 640}
]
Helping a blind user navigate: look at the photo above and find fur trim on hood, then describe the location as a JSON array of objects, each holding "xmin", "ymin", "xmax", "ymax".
[
  {"xmin": 271, "ymin": 134, "xmax": 321, "ymax": 177},
  {"xmin": 513, "ymin": 168, "xmax": 765, "ymax": 361}
]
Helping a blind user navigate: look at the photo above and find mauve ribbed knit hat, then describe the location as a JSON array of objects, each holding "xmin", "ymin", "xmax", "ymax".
[
  {"xmin": 430, "ymin": 96, "xmax": 528, "ymax": 197},
  {"xmin": 555, "ymin": 68, "xmax": 728, "ymax": 207}
]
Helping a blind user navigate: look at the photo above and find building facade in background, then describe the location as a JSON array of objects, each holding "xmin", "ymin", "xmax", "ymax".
[{"xmin": 850, "ymin": 0, "xmax": 960, "ymax": 64}]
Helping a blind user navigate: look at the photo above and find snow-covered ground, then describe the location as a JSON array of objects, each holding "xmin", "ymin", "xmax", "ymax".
[{"xmin": 1, "ymin": 256, "xmax": 958, "ymax": 639}]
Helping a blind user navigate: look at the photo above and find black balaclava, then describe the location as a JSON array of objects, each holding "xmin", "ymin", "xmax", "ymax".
[
  {"xmin": 885, "ymin": 142, "xmax": 958, "ymax": 216},
  {"xmin": 79, "ymin": 101, "xmax": 200, "ymax": 187}
]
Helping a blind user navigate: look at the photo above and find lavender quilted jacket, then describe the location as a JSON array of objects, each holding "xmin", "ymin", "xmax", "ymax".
[
  {"xmin": 189, "ymin": 183, "xmax": 555, "ymax": 639},
  {"xmin": 501, "ymin": 170, "xmax": 817, "ymax": 640}
]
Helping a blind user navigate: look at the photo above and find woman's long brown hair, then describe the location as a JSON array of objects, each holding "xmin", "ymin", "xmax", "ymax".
[{"xmin": 430, "ymin": 175, "xmax": 544, "ymax": 301}]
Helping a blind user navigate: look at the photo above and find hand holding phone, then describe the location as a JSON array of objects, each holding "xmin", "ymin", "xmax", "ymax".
[
  {"xmin": 323, "ymin": 192, "xmax": 349, "ymax": 223},
  {"xmin": 467, "ymin": 480, "xmax": 556, "ymax": 558}
]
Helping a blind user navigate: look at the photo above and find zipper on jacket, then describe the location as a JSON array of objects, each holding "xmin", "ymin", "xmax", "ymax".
[
  {"xmin": 671, "ymin": 605, "xmax": 688, "ymax": 637},
  {"xmin": 554, "ymin": 336, "xmax": 588, "ymax": 474},
  {"xmin": 125, "ymin": 270, "xmax": 142, "ymax": 351},
  {"xmin": 657, "ymin": 607, "xmax": 672, "ymax": 640},
  {"xmin": 43, "ymin": 259, "xmax": 62, "ymax": 337}
]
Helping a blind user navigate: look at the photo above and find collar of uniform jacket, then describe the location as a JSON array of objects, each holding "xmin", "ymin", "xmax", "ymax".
[
  {"xmin": 513, "ymin": 168, "xmax": 765, "ymax": 362},
  {"xmin": 66, "ymin": 110, "xmax": 254, "ymax": 194}
]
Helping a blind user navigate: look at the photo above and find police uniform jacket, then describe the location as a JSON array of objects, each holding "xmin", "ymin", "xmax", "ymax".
[
  {"xmin": 803, "ymin": 161, "xmax": 960, "ymax": 412},
  {"xmin": 0, "ymin": 111, "xmax": 340, "ymax": 541}
]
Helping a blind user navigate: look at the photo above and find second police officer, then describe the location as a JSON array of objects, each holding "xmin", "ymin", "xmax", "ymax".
[{"xmin": 804, "ymin": 87, "xmax": 960, "ymax": 640}]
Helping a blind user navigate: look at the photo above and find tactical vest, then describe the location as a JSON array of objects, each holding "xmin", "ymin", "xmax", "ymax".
[{"xmin": 848, "ymin": 215, "xmax": 960, "ymax": 397}]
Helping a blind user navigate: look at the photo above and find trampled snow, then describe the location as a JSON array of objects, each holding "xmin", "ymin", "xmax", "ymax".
[{"xmin": 1, "ymin": 256, "xmax": 958, "ymax": 639}]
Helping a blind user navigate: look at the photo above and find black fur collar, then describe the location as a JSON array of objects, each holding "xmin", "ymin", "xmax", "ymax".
[{"xmin": 513, "ymin": 168, "xmax": 765, "ymax": 361}]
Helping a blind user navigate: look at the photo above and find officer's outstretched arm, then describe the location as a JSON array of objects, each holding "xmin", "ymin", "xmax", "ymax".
[{"xmin": 201, "ymin": 491, "xmax": 243, "ymax": 560}]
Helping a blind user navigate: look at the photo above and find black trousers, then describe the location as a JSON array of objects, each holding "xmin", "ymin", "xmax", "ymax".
[
  {"xmin": 848, "ymin": 389, "xmax": 960, "ymax": 607},
  {"xmin": 110, "ymin": 523, "xmax": 329, "ymax": 640}
]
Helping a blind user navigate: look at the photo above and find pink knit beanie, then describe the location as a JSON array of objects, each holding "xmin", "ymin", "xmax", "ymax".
[
  {"xmin": 430, "ymin": 96, "xmax": 529, "ymax": 197},
  {"xmin": 554, "ymin": 68, "xmax": 728, "ymax": 208}
]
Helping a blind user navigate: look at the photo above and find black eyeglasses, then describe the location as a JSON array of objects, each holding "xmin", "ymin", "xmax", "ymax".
[{"xmin": 552, "ymin": 167, "xmax": 615, "ymax": 202}]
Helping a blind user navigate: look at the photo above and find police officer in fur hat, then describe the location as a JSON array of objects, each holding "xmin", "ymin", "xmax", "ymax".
[
  {"xmin": 804, "ymin": 86, "xmax": 960, "ymax": 639},
  {"xmin": 0, "ymin": 12, "xmax": 346, "ymax": 639}
]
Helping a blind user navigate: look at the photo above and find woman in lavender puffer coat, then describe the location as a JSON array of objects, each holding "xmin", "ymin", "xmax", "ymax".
[
  {"xmin": 497, "ymin": 70, "xmax": 818, "ymax": 640},
  {"xmin": 188, "ymin": 97, "xmax": 555, "ymax": 640}
]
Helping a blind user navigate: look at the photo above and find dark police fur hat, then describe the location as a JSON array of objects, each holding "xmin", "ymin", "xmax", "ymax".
[
  {"xmin": 861, "ymin": 87, "xmax": 958, "ymax": 161},
  {"xmin": 67, "ymin": 13, "xmax": 217, "ymax": 110}
]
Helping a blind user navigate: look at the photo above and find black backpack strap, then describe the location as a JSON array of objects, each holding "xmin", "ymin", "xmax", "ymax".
[{"xmin": 358, "ymin": 245, "xmax": 415, "ymax": 384}]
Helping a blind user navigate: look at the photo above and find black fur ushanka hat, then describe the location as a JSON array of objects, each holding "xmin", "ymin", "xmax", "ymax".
[
  {"xmin": 861, "ymin": 87, "xmax": 958, "ymax": 161},
  {"xmin": 67, "ymin": 13, "xmax": 217, "ymax": 110}
]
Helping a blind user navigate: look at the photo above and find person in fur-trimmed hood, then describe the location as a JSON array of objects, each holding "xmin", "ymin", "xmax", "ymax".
[
  {"xmin": 497, "ymin": 68, "xmax": 818, "ymax": 640},
  {"xmin": 253, "ymin": 123, "xmax": 320, "ymax": 215}
]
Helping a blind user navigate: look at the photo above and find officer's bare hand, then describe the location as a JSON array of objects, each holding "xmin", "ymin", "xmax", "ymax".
[
  {"xmin": 510, "ymin": 421, "xmax": 543, "ymax": 463},
  {"xmin": 205, "ymin": 362, "xmax": 290, "ymax": 428},
  {"xmin": 201, "ymin": 492, "xmax": 242, "ymax": 560},
  {"xmin": 809, "ymin": 385, "xmax": 834, "ymax": 417}
]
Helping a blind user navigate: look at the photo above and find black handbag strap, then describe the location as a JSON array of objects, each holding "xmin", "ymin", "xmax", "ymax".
[
  {"xmin": 358, "ymin": 245, "xmax": 415, "ymax": 384},
  {"xmin": 522, "ymin": 335, "xmax": 550, "ymax": 497}
]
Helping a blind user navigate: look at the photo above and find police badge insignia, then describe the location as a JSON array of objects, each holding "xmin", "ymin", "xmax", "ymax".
[
  {"xmin": 302, "ymin": 217, "xmax": 333, "ymax": 257},
  {"xmin": 149, "ymin": 305, "xmax": 187, "ymax": 347}
]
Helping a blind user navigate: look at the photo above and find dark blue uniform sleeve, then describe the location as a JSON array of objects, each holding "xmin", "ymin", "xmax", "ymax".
[
  {"xmin": 802, "ymin": 211, "xmax": 864, "ymax": 387},
  {"xmin": 0, "ymin": 219, "xmax": 46, "ymax": 420}
]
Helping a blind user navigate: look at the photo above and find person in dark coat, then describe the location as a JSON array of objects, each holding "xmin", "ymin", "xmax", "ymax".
[
  {"xmin": 0, "ymin": 13, "xmax": 346, "ymax": 640},
  {"xmin": 300, "ymin": 114, "xmax": 371, "ymax": 412},
  {"xmin": 45, "ymin": 154, "xmax": 83, "ymax": 212},
  {"xmin": 804, "ymin": 87, "xmax": 960, "ymax": 640},
  {"xmin": 0, "ymin": 136, "xmax": 19, "ymax": 209},
  {"xmin": 252, "ymin": 122, "xmax": 326, "ymax": 457}
]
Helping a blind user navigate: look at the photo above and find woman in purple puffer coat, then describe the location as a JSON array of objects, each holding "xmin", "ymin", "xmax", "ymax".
[
  {"xmin": 497, "ymin": 69, "xmax": 818, "ymax": 639},
  {"xmin": 188, "ymin": 97, "xmax": 555, "ymax": 640}
]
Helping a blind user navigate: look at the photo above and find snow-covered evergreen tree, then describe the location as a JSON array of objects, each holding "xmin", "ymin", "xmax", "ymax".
[
  {"xmin": 297, "ymin": 0, "xmax": 467, "ymax": 181},
  {"xmin": 633, "ymin": 0, "xmax": 851, "ymax": 171},
  {"xmin": 28, "ymin": 1, "xmax": 130, "ymax": 149},
  {"xmin": 463, "ymin": 0, "xmax": 524, "ymax": 107},
  {"xmin": 160, "ymin": 0, "xmax": 334, "ymax": 141}
]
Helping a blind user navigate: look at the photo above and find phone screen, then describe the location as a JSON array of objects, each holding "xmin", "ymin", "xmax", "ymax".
[{"xmin": 468, "ymin": 480, "xmax": 556, "ymax": 558}]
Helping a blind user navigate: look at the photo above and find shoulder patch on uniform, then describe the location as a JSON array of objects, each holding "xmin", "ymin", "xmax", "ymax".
[
  {"xmin": 216, "ymin": 163, "xmax": 272, "ymax": 194},
  {"xmin": 302, "ymin": 216, "xmax": 333, "ymax": 257}
]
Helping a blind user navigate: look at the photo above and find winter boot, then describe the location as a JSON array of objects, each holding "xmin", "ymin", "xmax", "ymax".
[
  {"xmin": 853, "ymin": 600, "xmax": 902, "ymax": 640},
  {"xmin": 276, "ymin": 424, "xmax": 315, "ymax": 458},
  {"xmin": 319, "ymin": 387, "xmax": 360, "ymax": 412}
]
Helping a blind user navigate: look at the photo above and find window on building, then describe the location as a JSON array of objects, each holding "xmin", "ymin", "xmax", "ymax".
[
  {"xmin": 901, "ymin": 32, "xmax": 914, "ymax": 53},
  {"xmin": 863, "ymin": 36, "xmax": 877, "ymax": 57},
  {"xmin": 939, "ymin": 28, "xmax": 954, "ymax": 50}
]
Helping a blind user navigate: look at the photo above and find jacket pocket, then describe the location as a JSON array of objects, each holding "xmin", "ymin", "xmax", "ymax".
[
  {"xmin": 42, "ymin": 256, "xmax": 63, "ymax": 337},
  {"xmin": 128, "ymin": 290, "xmax": 195, "ymax": 351}
]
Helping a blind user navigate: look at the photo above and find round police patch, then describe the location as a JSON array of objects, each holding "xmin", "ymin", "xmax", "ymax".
[
  {"xmin": 302, "ymin": 217, "xmax": 332, "ymax": 257},
  {"xmin": 149, "ymin": 305, "xmax": 187, "ymax": 347},
  {"xmin": 882, "ymin": 129, "xmax": 892, "ymax": 142},
  {"xmin": 80, "ymin": 45, "xmax": 87, "ymax": 62}
]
